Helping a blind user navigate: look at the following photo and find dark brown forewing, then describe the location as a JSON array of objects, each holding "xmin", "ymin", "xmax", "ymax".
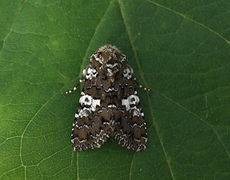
[{"xmin": 114, "ymin": 67, "xmax": 147, "ymax": 151}]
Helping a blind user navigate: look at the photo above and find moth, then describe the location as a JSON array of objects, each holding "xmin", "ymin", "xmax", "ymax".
[{"xmin": 63, "ymin": 45, "xmax": 150, "ymax": 152}]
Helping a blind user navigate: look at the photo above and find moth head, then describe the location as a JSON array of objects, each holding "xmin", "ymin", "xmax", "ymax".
[{"xmin": 90, "ymin": 45, "xmax": 127, "ymax": 78}]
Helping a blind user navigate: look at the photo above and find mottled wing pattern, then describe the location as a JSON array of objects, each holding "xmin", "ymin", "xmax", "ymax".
[
  {"xmin": 71, "ymin": 64, "xmax": 111, "ymax": 151},
  {"xmin": 114, "ymin": 65, "xmax": 147, "ymax": 151},
  {"xmin": 66, "ymin": 45, "xmax": 148, "ymax": 152}
]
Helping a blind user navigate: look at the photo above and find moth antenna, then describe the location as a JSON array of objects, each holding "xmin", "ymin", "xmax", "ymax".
[
  {"xmin": 62, "ymin": 75, "xmax": 85, "ymax": 95},
  {"xmin": 133, "ymin": 77, "xmax": 152, "ymax": 92}
]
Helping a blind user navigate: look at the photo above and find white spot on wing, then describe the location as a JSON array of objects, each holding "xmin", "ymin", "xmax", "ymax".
[
  {"xmin": 123, "ymin": 66, "xmax": 133, "ymax": 79},
  {"xmin": 129, "ymin": 95, "xmax": 140, "ymax": 105},
  {"xmin": 86, "ymin": 67, "xmax": 98, "ymax": 80},
  {"xmin": 122, "ymin": 94, "xmax": 140, "ymax": 111},
  {"xmin": 92, "ymin": 99, "xmax": 100, "ymax": 111},
  {"xmin": 79, "ymin": 93, "xmax": 100, "ymax": 111},
  {"xmin": 122, "ymin": 99, "xmax": 130, "ymax": 111},
  {"xmin": 78, "ymin": 107, "xmax": 90, "ymax": 118},
  {"xmin": 79, "ymin": 94, "xmax": 92, "ymax": 106}
]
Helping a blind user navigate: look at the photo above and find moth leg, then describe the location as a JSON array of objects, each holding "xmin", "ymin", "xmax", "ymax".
[
  {"xmin": 133, "ymin": 77, "xmax": 151, "ymax": 92},
  {"xmin": 62, "ymin": 69, "xmax": 86, "ymax": 94}
]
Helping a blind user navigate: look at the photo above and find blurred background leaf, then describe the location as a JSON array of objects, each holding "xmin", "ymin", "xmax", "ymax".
[{"xmin": 0, "ymin": 0, "xmax": 230, "ymax": 179}]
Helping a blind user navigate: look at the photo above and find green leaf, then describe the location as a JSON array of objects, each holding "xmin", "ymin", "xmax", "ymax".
[{"xmin": 1, "ymin": 0, "xmax": 230, "ymax": 179}]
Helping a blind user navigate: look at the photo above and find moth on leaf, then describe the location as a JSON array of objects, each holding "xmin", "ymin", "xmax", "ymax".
[{"xmin": 63, "ymin": 45, "xmax": 150, "ymax": 152}]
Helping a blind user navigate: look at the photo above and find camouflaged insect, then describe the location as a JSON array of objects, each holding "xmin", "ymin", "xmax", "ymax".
[{"xmin": 63, "ymin": 45, "xmax": 150, "ymax": 152}]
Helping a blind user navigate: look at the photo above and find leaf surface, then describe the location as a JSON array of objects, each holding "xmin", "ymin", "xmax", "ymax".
[{"xmin": 0, "ymin": 0, "xmax": 230, "ymax": 179}]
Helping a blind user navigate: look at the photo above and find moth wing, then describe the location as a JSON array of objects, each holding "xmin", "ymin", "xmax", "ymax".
[
  {"xmin": 71, "ymin": 66, "xmax": 111, "ymax": 151},
  {"xmin": 114, "ymin": 66, "xmax": 147, "ymax": 151}
]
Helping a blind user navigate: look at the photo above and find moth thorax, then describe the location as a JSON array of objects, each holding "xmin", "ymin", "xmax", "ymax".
[{"xmin": 105, "ymin": 62, "xmax": 119, "ymax": 77}]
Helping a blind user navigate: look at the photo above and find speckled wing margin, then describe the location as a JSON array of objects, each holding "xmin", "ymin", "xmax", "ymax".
[
  {"xmin": 63, "ymin": 45, "xmax": 150, "ymax": 152},
  {"xmin": 114, "ymin": 65, "xmax": 148, "ymax": 151}
]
